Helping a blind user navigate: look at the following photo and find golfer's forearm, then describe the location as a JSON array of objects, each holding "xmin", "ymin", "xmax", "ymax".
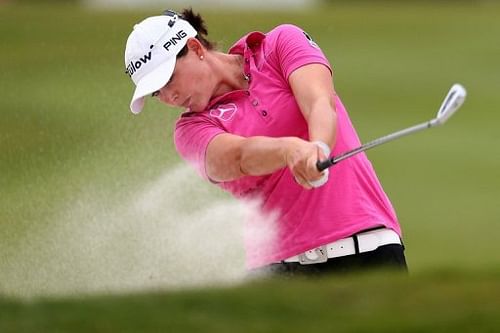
[
  {"xmin": 306, "ymin": 97, "xmax": 337, "ymax": 149},
  {"xmin": 239, "ymin": 136, "xmax": 299, "ymax": 176},
  {"xmin": 288, "ymin": 63, "xmax": 337, "ymax": 150}
]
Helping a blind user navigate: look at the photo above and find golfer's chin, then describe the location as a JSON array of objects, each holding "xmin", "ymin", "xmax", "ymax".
[{"xmin": 186, "ymin": 101, "xmax": 208, "ymax": 113}]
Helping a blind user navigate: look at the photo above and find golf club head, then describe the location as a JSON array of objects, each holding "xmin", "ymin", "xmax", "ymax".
[{"xmin": 435, "ymin": 83, "xmax": 467, "ymax": 125}]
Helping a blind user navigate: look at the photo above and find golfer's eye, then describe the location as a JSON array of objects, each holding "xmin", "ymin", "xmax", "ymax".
[{"xmin": 151, "ymin": 90, "xmax": 160, "ymax": 98}]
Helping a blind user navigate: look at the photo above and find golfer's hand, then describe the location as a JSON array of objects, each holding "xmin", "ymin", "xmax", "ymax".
[{"xmin": 285, "ymin": 139, "xmax": 329, "ymax": 189}]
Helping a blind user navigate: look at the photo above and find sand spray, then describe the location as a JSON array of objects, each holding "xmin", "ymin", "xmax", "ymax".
[{"xmin": 0, "ymin": 165, "xmax": 276, "ymax": 299}]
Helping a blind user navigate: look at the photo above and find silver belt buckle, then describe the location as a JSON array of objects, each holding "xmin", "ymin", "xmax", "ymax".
[{"xmin": 298, "ymin": 245, "xmax": 328, "ymax": 265}]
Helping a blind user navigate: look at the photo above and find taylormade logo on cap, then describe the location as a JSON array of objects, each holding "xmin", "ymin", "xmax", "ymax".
[{"xmin": 124, "ymin": 13, "xmax": 197, "ymax": 114}]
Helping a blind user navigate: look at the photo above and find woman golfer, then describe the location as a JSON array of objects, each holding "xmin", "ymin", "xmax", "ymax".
[{"xmin": 124, "ymin": 9, "xmax": 407, "ymax": 275}]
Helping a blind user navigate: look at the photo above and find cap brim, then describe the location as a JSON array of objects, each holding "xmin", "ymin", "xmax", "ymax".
[{"xmin": 129, "ymin": 56, "xmax": 176, "ymax": 114}]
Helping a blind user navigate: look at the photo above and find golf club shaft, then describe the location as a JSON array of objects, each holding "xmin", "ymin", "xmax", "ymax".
[
  {"xmin": 316, "ymin": 83, "xmax": 466, "ymax": 172},
  {"xmin": 316, "ymin": 119, "xmax": 436, "ymax": 171}
]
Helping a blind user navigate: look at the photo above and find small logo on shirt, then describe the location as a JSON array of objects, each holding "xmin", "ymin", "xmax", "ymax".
[
  {"xmin": 303, "ymin": 31, "xmax": 319, "ymax": 49},
  {"xmin": 209, "ymin": 103, "xmax": 237, "ymax": 121}
]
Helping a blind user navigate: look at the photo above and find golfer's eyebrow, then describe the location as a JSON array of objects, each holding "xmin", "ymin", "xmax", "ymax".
[
  {"xmin": 151, "ymin": 74, "xmax": 175, "ymax": 97},
  {"xmin": 167, "ymin": 74, "xmax": 175, "ymax": 85}
]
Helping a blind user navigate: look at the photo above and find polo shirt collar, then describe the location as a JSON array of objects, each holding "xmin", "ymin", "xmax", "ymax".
[
  {"xmin": 228, "ymin": 31, "xmax": 266, "ymax": 55},
  {"xmin": 204, "ymin": 31, "xmax": 266, "ymax": 110}
]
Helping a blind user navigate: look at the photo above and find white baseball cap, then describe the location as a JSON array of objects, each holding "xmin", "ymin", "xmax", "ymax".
[{"xmin": 124, "ymin": 12, "xmax": 197, "ymax": 114}]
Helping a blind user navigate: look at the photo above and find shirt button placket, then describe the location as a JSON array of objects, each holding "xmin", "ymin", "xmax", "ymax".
[{"xmin": 244, "ymin": 55, "xmax": 251, "ymax": 82}]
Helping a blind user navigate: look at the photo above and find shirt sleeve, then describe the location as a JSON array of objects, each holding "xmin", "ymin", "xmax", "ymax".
[
  {"xmin": 174, "ymin": 114, "xmax": 225, "ymax": 180},
  {"xmin": 273, "ymin": 24, "xmax": 332, "ymax": 80}
]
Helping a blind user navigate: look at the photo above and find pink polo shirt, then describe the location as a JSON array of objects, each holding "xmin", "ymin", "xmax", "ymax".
[{"xmin": 175, "ymin": 24, "xmax": 401, "ymax": 268}]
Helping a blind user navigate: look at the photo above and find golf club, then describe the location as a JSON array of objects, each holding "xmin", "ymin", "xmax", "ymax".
[{"xmin": 316, "ymin": 83, "xmax": 467, "ymax": 172}]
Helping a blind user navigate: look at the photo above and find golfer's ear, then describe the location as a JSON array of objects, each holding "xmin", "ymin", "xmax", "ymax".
[{"xmin": 187, "ymin": 38, "xmax": 204, "ymax": 57}]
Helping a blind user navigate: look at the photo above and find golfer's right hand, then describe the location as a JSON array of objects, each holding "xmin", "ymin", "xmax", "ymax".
[{"xmin": 285, "ymin": 138, "xmax": 329, "ymax": 189}]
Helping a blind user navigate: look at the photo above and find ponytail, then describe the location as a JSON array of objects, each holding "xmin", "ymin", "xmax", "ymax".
[{"xmin": 176, "ymin": 8, "xmax": 215, "ymax": 58}]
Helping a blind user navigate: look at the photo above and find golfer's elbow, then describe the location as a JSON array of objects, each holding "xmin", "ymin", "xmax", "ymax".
[
  {"xmin": 206, "ymin": 135, "xmax": 287, "ymax": 182},
  {"xmin": 206, "ymin": 135, "xmax": 247, "ymax": 182}
]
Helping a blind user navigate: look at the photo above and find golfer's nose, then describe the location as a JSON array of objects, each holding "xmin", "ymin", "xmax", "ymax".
[{"xmin": 160, "ymin": 89, "xmax": 179, "ymax": 106}]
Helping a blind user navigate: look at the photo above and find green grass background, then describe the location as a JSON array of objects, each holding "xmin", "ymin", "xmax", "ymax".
[{"xmin": 1, "ymin": 1, "xmax": 500, "ymax": 331}]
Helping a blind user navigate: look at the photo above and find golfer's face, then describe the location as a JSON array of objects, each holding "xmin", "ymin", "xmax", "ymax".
[{"xmin": 154, "ymin": 48, "xmax": 212, "ymax": 112}]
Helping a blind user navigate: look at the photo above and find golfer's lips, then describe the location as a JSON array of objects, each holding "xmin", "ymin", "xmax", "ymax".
[{"xmin": 182, "ymin": 97, "xmax": 192, "ymax": 111}]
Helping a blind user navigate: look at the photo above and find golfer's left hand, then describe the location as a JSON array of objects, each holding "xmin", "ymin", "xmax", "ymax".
[
  {"xmin": 286, "ymin": 139, "xmax": 329, "ymax": 189},
  {"xmin": 308, "ymin": 141, "xmax": 330, "ymax": 188}
]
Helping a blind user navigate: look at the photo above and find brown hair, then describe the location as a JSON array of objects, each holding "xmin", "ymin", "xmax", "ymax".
[{"xmin": 177, "ymin": 8, "xmax": 215, "ymax": 58}]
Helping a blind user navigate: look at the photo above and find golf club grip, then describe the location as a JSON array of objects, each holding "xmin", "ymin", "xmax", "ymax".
[{"xmin": 316, "ymin": 158, "xmax": 334, "ymax": 172}]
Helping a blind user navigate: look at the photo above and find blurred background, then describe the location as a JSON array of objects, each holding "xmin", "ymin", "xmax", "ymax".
[{"xmin": 1, "ymin": 0, "xmax": 500, "ymax": 331}]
